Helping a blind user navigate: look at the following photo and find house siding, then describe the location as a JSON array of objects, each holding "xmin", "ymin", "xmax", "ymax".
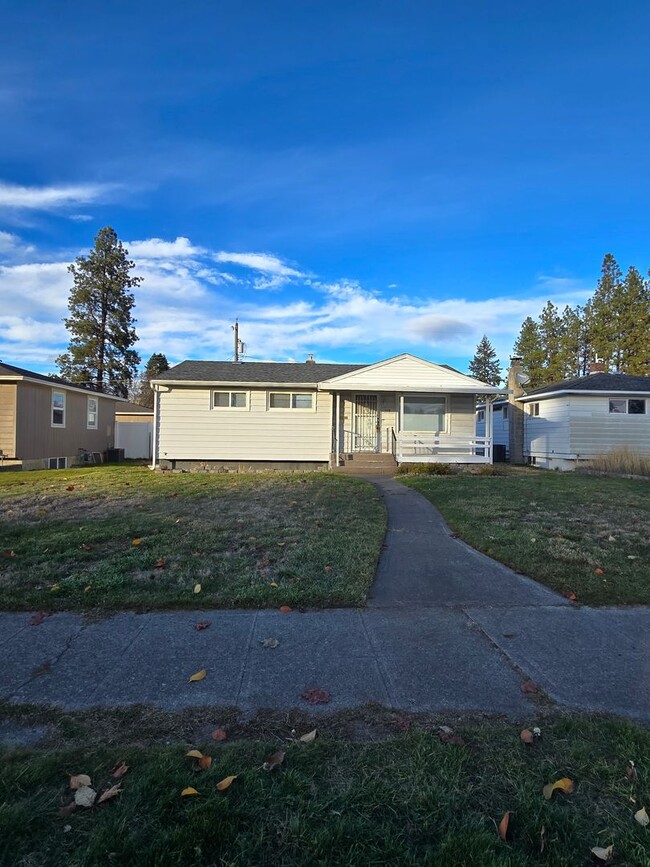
[
  {"xmin": 569, "ymin": 394, "xmax": 650, "ymax": 457},
  {"xmin": 15, "ymin": 381, "xmax": 117, "ymax": 464},
  {"xmin": 324, "ymin": 355, "xmax": 483, "ymax": 391},
  {"xmin": 524, "ymin": 396, "xmax": 572, "ymax": 463},
  {"xmin": 158, "ymin": 386, "xmax": 333, "ymax": 462},
  {"xmin": 0, "ymin": 384, "xmax": 17, "ymax": 457}
]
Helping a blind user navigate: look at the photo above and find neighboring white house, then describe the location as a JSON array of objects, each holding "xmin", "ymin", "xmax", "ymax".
[
  {"xmin": 518, "ymin": 372, "xmax": 650, "ymax": 470},
  {"xmin": 150, "ymin": 353, "xmax": 503, "ymax": 471},
  {"xmin": 476, "ymin": 399, "xmax": 510, "ymax": 461},
  {"xmin": 115, "ymin": 402, "xmax": 154, "ymax": 459}
]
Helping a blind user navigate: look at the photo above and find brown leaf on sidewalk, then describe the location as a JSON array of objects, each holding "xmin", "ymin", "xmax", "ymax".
[
  {"xmin": 195, "ymin": 621, "xmax": 210, "ymax": 631},
  {"xmin": 97, "ymin": 784, "xmax": 122, "ymax": 804},
  {"xmin": 212, "ymin": 729, "xmax": 227, "ymax": 742},
  {"xmin": 565, "ymin": 591, "xmax": 577, "ymax": 601},
  {"xmin": 262, "ymin": 750, "xmax": 285, "ymax": 771},
  {"xmin": 188, "ymin": 669, "xmax": 207, "ymax": 682},
  {"xmin": 261, "ymin": 638, "xmax": 279, "ymax": 648},
  {"xmin": 498, "ymin": 811, "xmax": 512, "ymax": 842},
  {"xmin": 111, "ymin": 761, "xmax": 129, "ymax": 779},
  {"xmin": 279, "ymin": 605, "xmax": 292, "ymax": 613},
  {"xmin": 29, "ymin": 611, "xmax": 51, "ymax": 626},
  {"xmin": 302, "ymin": 688, "xmax": 331, "ymax": 704},
  {"xmin": 543, "ymin": 777, "xmax": 574, "ymax": 800},
  {"xmin": 521, "ymin": 680, "xmax": 540, "ymax": 694}
]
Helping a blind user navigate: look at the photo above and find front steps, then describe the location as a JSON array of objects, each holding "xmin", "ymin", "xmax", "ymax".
[{"xmin": 330, "ymin": 452, "xmax": 398, "ymax": 476}]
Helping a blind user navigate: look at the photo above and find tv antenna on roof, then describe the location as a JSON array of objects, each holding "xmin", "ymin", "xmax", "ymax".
[{"xmin": 232, "ymin": 320, "xmax": 245, "ymax": 362}]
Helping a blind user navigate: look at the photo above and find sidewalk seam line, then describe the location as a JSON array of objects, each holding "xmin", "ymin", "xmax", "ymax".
[
  {"xmin": 234, "ymin": 611, "xmax": 258, "ymax": 707},
  {"xmin": 360, "ymin": 612, "xmax": 396, "ymax": 707}
]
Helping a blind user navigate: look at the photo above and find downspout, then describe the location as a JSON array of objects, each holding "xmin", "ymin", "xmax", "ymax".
[{"xmin": 150, "ymin": 385, "xmax": 159, "ymax": 470}]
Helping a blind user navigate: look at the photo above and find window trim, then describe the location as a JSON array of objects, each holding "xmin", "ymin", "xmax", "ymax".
[
  {"xmin": 477, "ymin": 409, "xmax": 485, "ymax": 423},
  {"xmin": 48, "ymin": 457, "xmax": 67, "ymax": 470},
  {"xmin": 51, "ymin": 390, "xmax": 66, "ymax": 428},
  {"xmin": 211, "ymin": 390, "xmax": 249, "ymax": 410},
  {"xmin": 87, "ymin": 396, "xmax": 98, "ymax": 430},
  {"xmin": 400, "ymin": 394, "xmax": 448, "ymax": 434},
  {"xmin": 609, "ymin": 398, "xmax": 646, "ymax": 415},
  {"xmin": 529, "ymin": 403, "xmax": 540, "ymax": 417},
  {"xmin": 267, "ymin": 391, "xmax": 316, "ymax": 412}
]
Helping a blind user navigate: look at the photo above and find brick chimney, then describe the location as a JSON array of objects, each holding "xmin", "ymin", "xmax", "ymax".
[
  {"xmin": 305, "ymin": 353, "xmax": 315, "ymax": 365},
  {"xmin": 588, "ymin": 360, "xmax": 607, "ymax": 374},
  {"xmin": 507, "ymin": 356, "xmax": 527, "ymax": 464}
]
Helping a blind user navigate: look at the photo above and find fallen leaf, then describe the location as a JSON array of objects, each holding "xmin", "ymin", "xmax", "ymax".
[
  {"xmin": 38, "ymin": 508, "xmax": 47, "ymax": 516},
  {"xmin": 181, "ymin": 787, "xmax": 199, "ymax": 796},
  {"xmin": 608, "ymin": 535, "xmax": 616, "ymax": 542},
  {"xmin": 84, "ymin": 584, "xmax": 92, "ymax": 592},
  {"xmin": 498, "ymin": 811, "xmax": 511, "ymax": 842},
  {"xmin": 521, "ymin": 680, "xmax": 539, "ymax": 694},
  {"xmin": 634, "ymin": 806, "xmax": 649, "ymax": 826},
  {"xmin": 262, "ymin": 750, "xmax": 285, "ymax": 771},
  {"xmin": 63, "ymin": 824, "xmax": 72, "ymax": 833},
  {"xmin": 66, "ymin": 485, "xmax": 75, "ymax": 492},
  {"xmin": 438, "ymin": 730, "xmax": 466, "ymax": 746},
  {"xmin": 50, "ymin": 583, "xmax": 60, "ymax": 592},
  {"xmin": 155, "ymin": 558, "xmax": 165, "ymax": 568},
  {"xmin": 261, "ymin": 637, "xmax": 279, "ymax": 648},
  {"xmin": 279, "ymin": 605, "xmax": 292, "ymax": 613},
  {"xmin": 626, "ymin": 761, "xmax": 638, "ymax": 781},
  {"xmin": 79, "ymin": 544, "xmax": 92, "ymax": 551},
  {"xmin": 216, "ymin": 775, "xmax": 237, "ymax": 791},
  {"xmin": 520, "ymin": 729, "xmax": 535, "ymax": 745},
  {"xmin": 198, "ymin": 755, "xmax": 213, "ymax": 770},
  {"xmin": 438, "ymin": 725, "xmax": 454, "ymax": 735},
  {"xmin": 302, "ymin": 687, "xmax": 331, "ymax": 704},
  {"xmin": 565, "ymin": 591, "xmax": 577, "ymax": 601},
  {"xmin": 212, "ymin": 729, "xmax": 227, "ymax": 742},
  {"xmin": 591, "ymin": 845, "xmax": 614, "ymax": 862},
  {"xmin": 171, "ymin": 492, "xmax": 178, "ymax": 497},
  {"xmin": 132, "ymin": 538, "xmax": 142, "ymax": 546},
  {"xmin": 97, "ymin": 784, "xmax": 121, "ymax": 804},
  {"xmin": 58, "ymin": 801, "xmax": 76, "ymax": 817},
  {"xmin": 324, "ymin": 565, "xmax": 332, "ymax": 572},
  {"xmin": 70, "ymin": 774, "xmax": 92, "ymax": 790},
  {"xmin": 543, "ymin": 777, "xmax": 574, "ymax": 800},
  {"xmin": 188, "ymin": 669, "xmax": 207, "ymax": 682},
  {"xmin": 29, "ymin": 611, "xmax": 50, "ymax": 626},
  {"xmin": 111, "ymin": 761, "xmax": 129, "ymax": 779},
  {"xmin": 186, "ymin": 750, "xmax": 204, "ymax": 759},
  {"xmin": 269, "ymin": 582, "xmax": 279, "ymax": 588},
  {"xmin": 299, "ymin": 729, "xmax": 318, "ymax": 744},
  {"xmin": 194, "ymin": 621, "xmax": 210, "ymax": 631},
  {"xmin": 2, "ymin": 550, "xmax": 16, "ymax": 558},
  {"xmin": 74, "ymin": 786, "xmax": 97, "ymax": 808},
  {"xmin": 594, "ymin": 567, "xmax": 604, "ymax": 575},
  {"xmin": 193, "ymin": 583, "xmax": 202, "ymax": 594}
]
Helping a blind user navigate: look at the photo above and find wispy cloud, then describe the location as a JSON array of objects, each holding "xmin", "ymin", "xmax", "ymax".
[
  {"xmin": 214, "ymin": 251, "xmax": 305, "ymax": 277},
  {"xmin": 127, "ymin": 236, "xmax": 205, "ymax": 259},
  {"xmin": 0, "ymin": 181, "xmax": 114, "ymax": 210}
]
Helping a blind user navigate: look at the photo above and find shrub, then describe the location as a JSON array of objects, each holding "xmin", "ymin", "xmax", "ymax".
[
  {"xmin": 585, "ymin": 446, "xmax": 650, "ymax": 478},
  {"xmin": 396, "ymin": 463, "xmax": 453, "ymax": 476}
]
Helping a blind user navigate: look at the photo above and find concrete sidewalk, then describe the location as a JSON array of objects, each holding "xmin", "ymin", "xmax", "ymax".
[{"xmin": 2, "ymin": 477, "xmax": 649, "ymax": 721}]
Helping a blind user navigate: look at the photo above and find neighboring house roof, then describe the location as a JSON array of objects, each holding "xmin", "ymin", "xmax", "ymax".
[
  {"xmin": 116, "ymin": 401, "xmax": 154, "ymax": 414},
  {"xmin": 520, "ymin": 372, "xmax": 650, "ymax": 402},
  {"xmin": 0, "ymin": 362, "xmax": 124, "ymax": 399},
  {"xmin": 153, "ymin": 360, "xmax": 366, "ymax": 386}
]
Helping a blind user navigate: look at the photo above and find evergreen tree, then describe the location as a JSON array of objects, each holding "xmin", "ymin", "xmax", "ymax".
[
  {"xmin": 588, "ymin": 253, "xmax": 624, "ymax": 371},
  {"xmin": 56, "ymin": 227, "xmax": 141, "ymax": 397},
  {"xmin": 468, "ymin": 335, "xmax": 502, "ymax": 386},
  {"xmin": 136, "ymin": 353, "xmax": 170, "ymax": 408},
  {"xmin": 538, "ymin": 301, "xmax": 564, "ymax": 383},
  {"xmin": 512, "ymin": 317, "xmax": 546, "ymax": 387},
  {"xmin": 619, "ymin": 266, "xmax": 650, "ymax": 375},
  {"xmin": 557, "ymin": 305, "xmax": 582, "ymax": 379}
]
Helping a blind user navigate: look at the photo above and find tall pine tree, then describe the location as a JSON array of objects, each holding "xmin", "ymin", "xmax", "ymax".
[
  {"xmin": 468, "ymin": 335, "xmax": 502, "ymax": 386},
  {"xmin": 619, "ymin": 266, "xmax": 650, "ymax": 375},
  {"xmin": 537, "ymin": 301, "xmax": 564, "ymax": 383},
  {"xmin": 587, "ymin": 253, "xmax": 625, "ymax": 371},
  {"xmin": 56, "ymin": 227, "xmax": 141, "ymax": 397},
  {"xmin": 513, "ymin": 317, "xmax": 546, "ymax": 386},
  {"xmin": 136, "ymin": 353, "xmax": 170, "ymax": 408}
]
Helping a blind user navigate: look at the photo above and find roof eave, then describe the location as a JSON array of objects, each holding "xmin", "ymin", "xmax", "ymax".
[{"xmin": 520, "ymin": 388, "xmax": 650, "ymax": 401}]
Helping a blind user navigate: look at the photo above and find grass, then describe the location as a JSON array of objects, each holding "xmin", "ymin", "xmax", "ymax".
[
  {"xmin": 401, "ymin": 467, "xmax": 650, "ymax": 606},
  {"xmin": 0, "ymin": 465, "xmax": 386, "ymax": 611},
  {"xmin": 1, "ymin": 709, "xmax": 649, "ymax": 866}
]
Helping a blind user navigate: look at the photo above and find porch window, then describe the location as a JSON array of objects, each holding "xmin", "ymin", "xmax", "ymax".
[
  {"xmin": 402, "ymin": 396, "xmax": 446, "ymax": 432},
  {"xmin": 268, "ymin": 392, "xmax": 314, "ymax": 410},
  {"xmin": 212, "ymin": 391, "xmax": 248, "ymax": 409}
]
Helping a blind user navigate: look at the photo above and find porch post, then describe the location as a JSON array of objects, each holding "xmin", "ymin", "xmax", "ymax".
[
  {"xmin": 486, "ymin": 397, "xmax": 494, "ymax": 463},
  {"xmin": 334, "ymin": 392, "xmax": 340, "ymax": 466},
  {"xmin": 150, "ymin": 386, "xmax": 159, "ymax": 470}
]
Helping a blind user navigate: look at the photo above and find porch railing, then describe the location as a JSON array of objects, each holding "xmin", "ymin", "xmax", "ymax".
[{"xmin": 397, "ymin": 433, "xmax": 492, "ymax": 463}]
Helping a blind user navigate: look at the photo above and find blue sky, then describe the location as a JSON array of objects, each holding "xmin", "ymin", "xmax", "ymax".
[{"xmin": 1, "ymin": 1, "xmax": 649, "ymax": 374}]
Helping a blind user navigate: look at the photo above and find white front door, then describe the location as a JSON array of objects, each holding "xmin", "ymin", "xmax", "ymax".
[{"xmin": 354, "ymin": 394, "xmax": 379, "ymax": 451}]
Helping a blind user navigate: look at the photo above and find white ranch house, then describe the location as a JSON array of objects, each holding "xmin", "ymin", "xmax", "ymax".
[{"xmin": 150, "ymin": 353, "xmax": 503, "ymax": 472}]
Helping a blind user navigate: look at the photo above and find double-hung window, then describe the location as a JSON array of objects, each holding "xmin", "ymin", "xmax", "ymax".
[
  {"xmin": 529, "ymin": 403, "xmax": 540, "ymax": 416},
  {"xmin": 609, "ymin": 398, "xmax": 646, "ymax": 414},
  {"xmin": 51, "ymin": 391, "xmax": 66, "ymax": 427},
  {"xmin": 268, "ymin": 392, "xmax": 314, "ymax": 410},
  {"xmin": 401, "ymin": 395, "xmax": 446, "ymax": 432},
  {"xmin": 87, "ymin": 397, "xmax": 98, "ymax": 429},
  {"xmin": 212, "ymin": 391, "xmax": 248, "ymax": 409}
]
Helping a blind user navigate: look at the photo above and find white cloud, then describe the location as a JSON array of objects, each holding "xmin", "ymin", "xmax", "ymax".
[
  {"xmin": 69, "ymin": 213, "xmax": 94, "ymax": 222},
  {"xmin": 127, "ymin": 236, "xmax": 205, "ymax": 259},
  {"xmin": 214, "ymin": 251, "xmax": 305, "ymax": 277},
  {"xmin": 0, "ymin": 181, "xmax": 113, "ymax": 210}
]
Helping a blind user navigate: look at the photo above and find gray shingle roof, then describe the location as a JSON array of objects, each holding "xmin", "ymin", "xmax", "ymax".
[
  {"xmin": 0, "ymin": 361, "xmax": 113, "ymax": 395},
  {"xmin": 523, "ymin": 372, "xmax": 650, "ymax": 398},
  {"xmin": 154, "ymin": 360, "xmax": 367, "ymax": 384}
]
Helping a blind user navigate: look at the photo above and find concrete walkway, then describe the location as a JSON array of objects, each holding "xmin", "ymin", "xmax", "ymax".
[{"xmin": 2, "ymin": 478, "xmax": 649, "ymax": 721}]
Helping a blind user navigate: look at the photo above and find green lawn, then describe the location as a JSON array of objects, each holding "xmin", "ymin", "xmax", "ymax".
[
  {"xmin": 2, "ymin": 711, "xmax": 649, "ymax": 866},
  {"xmin": 0, "ymin": 465, "xmax": 385, "ymax": 611},
  {"xmin": 402, "ymin": 468, "xmax": 650, "ymax": 606}
]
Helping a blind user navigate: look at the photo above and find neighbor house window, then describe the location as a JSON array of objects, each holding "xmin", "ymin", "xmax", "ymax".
[
  {"xmin": 268, "ymin": 392, "xmax": 314, "ymax": 410},
  {"xmin": 477, "ymin": 409, "xmax": 485, "ymax": 422},
  {"xmin": 402, "ymin": 396, "xmax": 446, "ymax": 432},
  {"xmin": 609, "ymin": 398, "xmax": 646, "ymax": 414},
  {"xmin": 51, "ymin": 391, "xmax": 66, "ymax": 427},
  {"xmin": 48, "ymin": 457, "xmax": 67, "ymax": 469},
  {"xmin": 212, "ymin": 391, "xmax": 248, "ymax": 409},
  {"xmin": 502, "ymin": 406, "xmax": 509, "ymax": 420},
  {"xmin": 87, "ymin": 397, "xmax": 98, "ymax": 429},
  {"xmin": 529, "ymin": 403, "xmax": 540, "ymax": 416}
]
